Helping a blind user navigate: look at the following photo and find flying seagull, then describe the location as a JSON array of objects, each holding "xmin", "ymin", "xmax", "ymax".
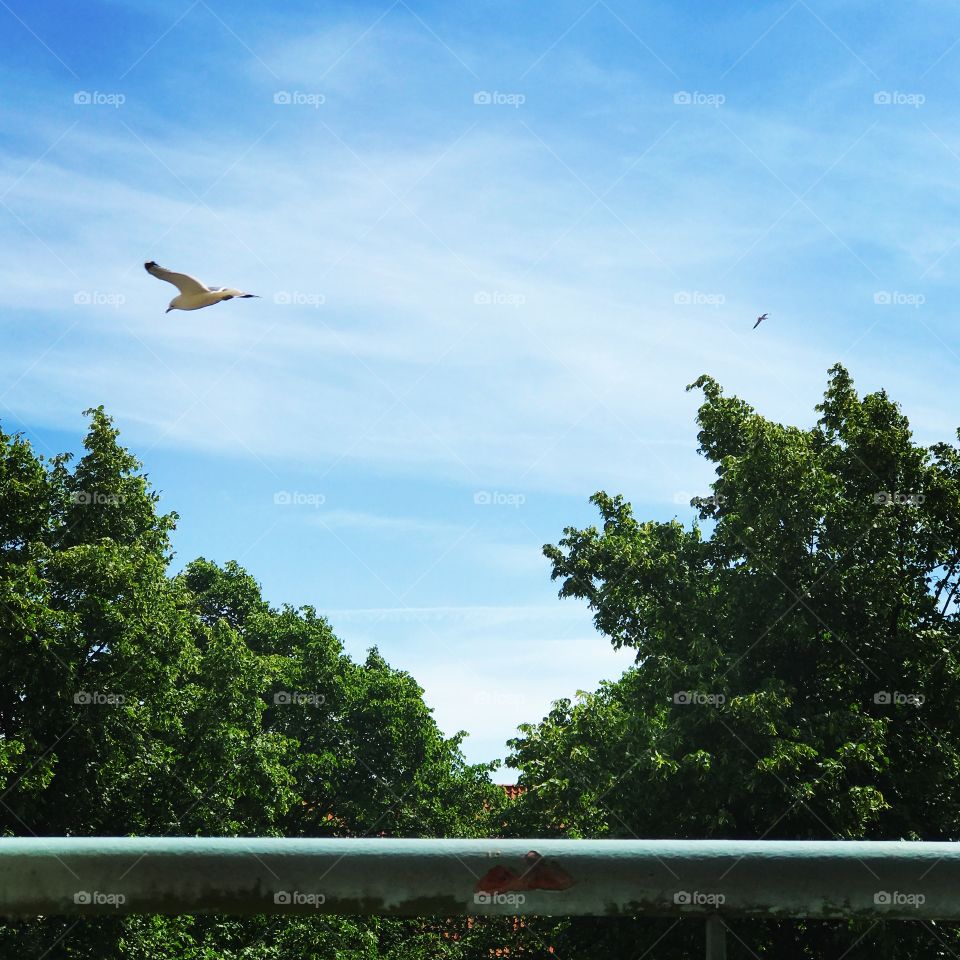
[
  {"xmin": 753, "ymin": 313, "xmax": 768, "ymax": 329},
  {"xmin": 144, "ymin": 261, "xmax": 260, "ymax": 313}
]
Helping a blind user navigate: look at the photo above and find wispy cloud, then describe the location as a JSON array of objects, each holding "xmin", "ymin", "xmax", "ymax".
[
  {"xmin": 310, "ymin": 509, "xmax": 461, "ymax": 535},
  {"xmin": 2, "ymin": 100, "xmax": 897, "ymax": 496},
  {"xmin": 324, "ymin": 601, "xmax": 636, "ymax": 765},
  {"xmin": 5, "ymin": 0, "xmax": 960, "ymax": 763}
]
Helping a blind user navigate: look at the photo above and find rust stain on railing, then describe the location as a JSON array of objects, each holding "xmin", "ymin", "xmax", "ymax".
[{"xmin": 476, "ymin": 850, "xmax": 575, "ymax": 894}]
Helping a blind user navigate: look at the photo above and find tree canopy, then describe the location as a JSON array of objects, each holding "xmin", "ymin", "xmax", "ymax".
[
  {"xmin": 0, "ymin": 407, "xmax": 502, "ymax": 957},
  {"xmin": 5, "ymin": 364, "xmax": 960, "ymax": 958},
  {"xmin": 506, "ymin": 364, "xmax": 960, "ymax": 957}
]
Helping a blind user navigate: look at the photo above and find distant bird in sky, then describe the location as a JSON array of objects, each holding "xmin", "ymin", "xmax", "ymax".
[
  {"xmin": 144, "ymin": 261, "xmax": 260, "ymax": 313},
  {"xmin": 753, "ymin": 313, "xmax": 768, "ymax": 329}
]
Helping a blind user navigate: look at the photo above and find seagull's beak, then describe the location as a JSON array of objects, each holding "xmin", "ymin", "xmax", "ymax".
[{"xmin": 165, "ymin": 307, "xmax": 173, "ymax": 313}]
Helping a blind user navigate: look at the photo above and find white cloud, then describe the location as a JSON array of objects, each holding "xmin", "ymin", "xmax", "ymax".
[
  {"xmin": 4, "ymin": 16, "xmax": 960, "ymax": 500},
  {"xmin": 310, "ymin": 509, "xmax": 461, "ymax": 536},
  {"xmin": 0, "ymin": 137, "xmax": 828, "ymax": 500},
  {"xmin": 323, "ymin": 602, "xmax": 636, "ymax": 766},
  {"xmin": 7, "ymin": 2, "xmax": 960, "ymax": 773}
]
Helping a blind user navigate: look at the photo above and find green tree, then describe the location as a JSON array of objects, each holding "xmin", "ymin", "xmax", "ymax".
[
  {"xmin": 0, "ymin": 410, "xmax": 500, "ymax": 959},
  {"xmin": 178, "ymin": 559, "xmax": 500, "ymax": 838},
  {"xmin": 0, "ymin": 408, "xmax": 292, "ymax": 839},
  {"xmin": 507, "ymin": 365, "xmax": 960, "ymax": 958}
]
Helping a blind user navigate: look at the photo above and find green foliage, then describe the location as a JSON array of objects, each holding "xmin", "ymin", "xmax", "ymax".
[
  {"xmin": 8, "ymin": 365, "xmax": 959, "ymax": 958},
  {"xmin": 0, "ymin": 410, "xmax": 500, "ymax": 958},
  {"xmin": 507, "ymin": 364, "xmax": 960, "ymax": 956}
]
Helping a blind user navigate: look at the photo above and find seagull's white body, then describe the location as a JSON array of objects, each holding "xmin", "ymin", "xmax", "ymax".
[{"xmin": 144, "ymin": 261, "xmax": 260, "ymax": 313}]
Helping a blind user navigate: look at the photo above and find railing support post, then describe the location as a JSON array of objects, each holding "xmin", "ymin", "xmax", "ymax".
[{"xmin": 705, "ymin": 914, "xmax": 726, "ymax": 960}]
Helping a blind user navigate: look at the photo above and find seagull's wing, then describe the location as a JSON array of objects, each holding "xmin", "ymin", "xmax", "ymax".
[{"xmin": 144, "ymin": 261, "xmax": 209, "ymax": 295}]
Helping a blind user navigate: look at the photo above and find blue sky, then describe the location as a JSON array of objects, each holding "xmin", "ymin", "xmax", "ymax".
[{"xmin": 3, "ymin": 0, "xmax": 960, "ymax": 768}]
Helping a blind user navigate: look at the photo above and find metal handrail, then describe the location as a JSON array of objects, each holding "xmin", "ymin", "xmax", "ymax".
[{"xmin": 3, "ymin": 838, "xmax": 957, "ymax": 959}]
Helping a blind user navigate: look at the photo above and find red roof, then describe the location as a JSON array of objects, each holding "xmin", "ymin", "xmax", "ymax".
[{"xmin": 499, "ymin": 784, "xmax": 526, "ymax": 801}]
